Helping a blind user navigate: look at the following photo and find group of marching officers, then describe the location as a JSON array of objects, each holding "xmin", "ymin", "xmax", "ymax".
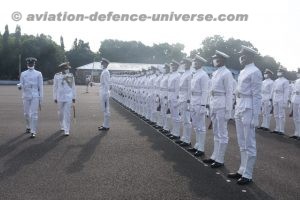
[
  {"xmin": 110, "ymin": 45, "xmax": 300, "ymax": 185},
  {"xmin": 18, "ymin": 57, "xmax": 111, "ymax": 137}
]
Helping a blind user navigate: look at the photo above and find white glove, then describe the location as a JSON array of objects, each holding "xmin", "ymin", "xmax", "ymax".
[
  {"xmin": 225, "ymin": 110, "xmax": 231, "ymax": 120},
  {"xmin": 251, "ymin": 115, "xmax": 259, "ymax": 128}
]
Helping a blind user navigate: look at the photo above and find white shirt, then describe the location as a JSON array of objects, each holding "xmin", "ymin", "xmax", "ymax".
[
  {"xmin": 178, "ymin": 70, "xmax": 192, "ymax": 102},
  {"xmin": 160, "ymin": 73, "xmax": 170, "ymax": 98},
  {"xmin": 100, "ymin": 68, "xmax": 110, "ymax": 95},
  {"xmin": 272, "ymin": 77, "xmax": 289, "ymax": 104},
  {"xmin": 291, "ymin": 79, "xmax": 300, "ymax": 104},
  {"xmin": 209, "ymin": 66, "xmax": 233, "ymax": 112},
  {"xmin": 20, "ymin": 68, "xmax": 43, "ymax": 100},
  {"xmin": 190, "ymin": 68, "xmax": 209, "ymax": 106},
  {"xmin": 235, "ymin": 63, "xmax": 262, "ymax": 116},
  {"xmin": 168, "ymin": 71, "xmax": 180, "ymax": 101},
  {"xmin": 53, "ymin": 72, "xmax": 76, "ymax": 102},
  {"xmin": 261, "ymin": 78, "xmax": 274, "ymax": 101}
]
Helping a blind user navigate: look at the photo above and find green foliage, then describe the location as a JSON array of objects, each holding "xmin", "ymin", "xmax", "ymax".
[{"xmin": 0, "ymin": 25, "xmax": 295, "ymax": 81}]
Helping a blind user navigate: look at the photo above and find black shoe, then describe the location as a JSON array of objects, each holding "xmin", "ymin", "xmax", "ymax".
[
  {"xmin": 170, "ymin": 135, "xmax": 180, "ymax": 140},
  {"xmin": 271, "ymin": 130, "xmax": 279, "ymax": 134},
  {"xmin": 194, "ymin": 151, "xmax": 204, "ymax": 157},
  {"xmin": 263, "ymin": 128, "xmax": 270, "ymax": 131},
  {"xmin": 30, "ymin": 133, "xmax": 36, "ymax": 138},
  {"xmin": 165, "ymin": 133, "xmax": 172, "ymax": 137},
  {"xmin": 187, "ymin": 147, "xmax": 197, "ymax": 153},
  {"xmin": 289, "ymin": 135, "xmax": 298, "ymax": 139},
  {"xmin": 277, "ymin": 132, "xmax": 284, "ymax": 135},
  {"xmin": 180, "ymin": 142, "xmax": 191, "ymax": 147},
  {"xmin": 175, "ymin": 140, "xmax": 183, "ymax": 144},
  {"xmin": 211, "ymin": 162, "xmax": 224, "ymax": 168},
  {"xmin": 98, "ymin": 126, "xmax": 110, "ymax": 131},
  {"xmin": 237, "ymin": 177, "xmax": 252, "ymax": 185},
  {"xmin": 203, "ymin": 158, "xmax": 215, "ymax": 164},
  {"xmin": 25, "ymin": 128, "xmax": 31, "ymax": 134},
  {"xmin": 227, "ymin": 172, "xmax": 242, "ymax": 179},
  {"xmin": 257, "ymin": 127, "xmax": 264, "ymax": 130}
]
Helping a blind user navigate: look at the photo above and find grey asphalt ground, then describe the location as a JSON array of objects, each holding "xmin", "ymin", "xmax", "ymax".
[{"xmin": 0, "ymin": 85, "xmax": 299, "ymax": 200}]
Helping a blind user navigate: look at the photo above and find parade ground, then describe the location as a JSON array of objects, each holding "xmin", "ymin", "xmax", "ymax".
[{"xmin": 0, "ymin": 85, "xmax": 299, "ymax": 200}]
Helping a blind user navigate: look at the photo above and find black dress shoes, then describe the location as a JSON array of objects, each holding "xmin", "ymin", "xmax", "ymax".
[
  {"xmin": 203, "ymin": 158, "xmax": 215, "ymax": 164},
  {"xmin": 289, "ymin": 135, "xmax": 298, "ymax": 139},
  {"xmin": 211, "ymin": 162, "xmax": 224, "ymax": 168},
  {"xmin": 175, "ymin": 140, "xmax": 183, "ymax": 144},
  {"xmin": 194, "ymin": 151, "xmax": 204, "ymax": 157},
  {"xmin": 98, "ymin": 126, "xmax": 110, "ymax": 131},
  {"xmin": 170, "ymin": 135, "xmax": 180, "ymax": 140},
  {"xmin": 262, "ymin": 128, "xmax": 270, "ymax": 131},
  {"xmin": 25, "ymin": 128, "xmax": 31, "ymax": 134},
  {"xmin": 180, "ymin": 142, "xmax": 191, "ymax": 147},
  {"xmin": 237, "ymin": 177, "xmax": 252, "ymax": 185},
  {"xmin": 187, "ymin": 147, "xmax": 197, "ymax": 153},
  {"xmin": 227, "ymin": 172, "xmax": 242, "ymax": 179}
]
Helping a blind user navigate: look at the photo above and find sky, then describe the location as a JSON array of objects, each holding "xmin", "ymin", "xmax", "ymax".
[{"xmin": 1, "ymin": 0, "xmax": 299, "ymax": 70}]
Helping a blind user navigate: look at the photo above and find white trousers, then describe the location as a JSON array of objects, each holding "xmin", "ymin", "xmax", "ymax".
[
  {"xmin": 235, "ymin": 108, "xmax": 256, "ymax": 179},
  {"xmin": 100, "ymin": 94, "xmax": 110, "ymax": 128},
  {"xmin": 23, "ymin": 98, "xmax": 39, "ymax": 134},
  {"xmin": 170, "ymin": 99, "xmax": 181, "ymax": 137},
  {"xmin": 180, "ymin": 102, "xmax": 192, "ymax": 143},
  {"xmin": 273, "ymin": 102, "xmax": 286, "ymax": 133},
  {"xmin": 210, "ymin": 109, "xmax": 228, "ymax": 163},
  {"xmin": 191, "ymin": 105, "xmax": 206, "ymax": 151},
  {"xmin": 261, "ymin": 100, "xmax": 272, "ymax": 129},
  {"xmin": 57, "ymin": 101, "xmax": 72, "ymax": 132},
  {"xmin": 293, "ymin": 103, "xmax": 300, "ymax": 136}
]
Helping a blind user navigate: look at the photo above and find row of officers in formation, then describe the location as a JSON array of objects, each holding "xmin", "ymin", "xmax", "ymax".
[
  {"xmin": 110, "ymin": 45, "xmax": 300, "ymax": 186},
  {"xmin": 17, "ymin": 45, "xmax": 300, "ymax": 186}
]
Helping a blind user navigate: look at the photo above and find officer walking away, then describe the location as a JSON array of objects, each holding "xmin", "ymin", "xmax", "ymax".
[
  {"xmin": 18, "ymin": 57, "xmax": 43, "ymax": 138},
  {"xmin": 53, "ymin": 62, "xmax": 76, "ymax": 136},
  {"xmin": 227, "ymin": 45, "xmax": 262, "ymax": 185},
  {"xmin": 98, "ymin": 58, "xmax": 111, "ymax": 131}
]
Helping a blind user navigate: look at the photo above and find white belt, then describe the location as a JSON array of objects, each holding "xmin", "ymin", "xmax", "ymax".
[
  {"xmin": 192, "ymin": 91, "xmax": 202, "ymax": 96},
  {"xmin": 237, "ymin": 92, "xmax": 252, "ymax": 98},
  {"xmin": 211, "ymin": 91, "xmax": 225, "ymax": 96}
]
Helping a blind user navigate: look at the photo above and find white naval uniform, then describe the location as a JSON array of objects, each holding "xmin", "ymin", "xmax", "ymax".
[
  {"xmin": 160, "ymin": 73, "xmax": 171, "ymax": 131},
  {"xmin": 178, "ymin": 70, "xmax": 192, "ymax": 143},
  {"xmin": 272, "ymin": 77, "xmax": 289, "ymax": 133},
  {"xmin": 168, "ymin": 71, "xmax": 181, "ymax": 137},
  {"xmin": 234, "ymin": 63, "xmax": 262, "ymax": 179},
  {"xmin": 100, "ymin": 68, "xmax": 111, "ymax": 128},
  {"xmin": 209, "ymin": 66, "xmax": 233, "ymax": 164},
  {"xmin": 19, "ymin": 68, "xmax": 43, "ymax": 134},
  {"xmin": 291, "ymin": 79, "xmax": 300, "ymax": 137},
  {"xmin": 190, "ymin": 68, "xmax": 209, "ymax": 152},
  {"xmin": 53, "ymin": 72, "xmax": 76, "ymax": 133},
  {"xmin": 260, "ymin": 78, "xmax": 274, "ymax": 129}
]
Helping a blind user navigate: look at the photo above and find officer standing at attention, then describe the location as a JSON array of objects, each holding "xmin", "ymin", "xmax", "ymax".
[
  {"xmin": 168, "ymin": 60, "xmax": 181, "ymax": 140},
  {"xmin": 203, "ymin": 50, "xmax": 233, "ymax": 168},
  {"xmin": 53, "ymin": 62, "xmax": 76, "ymax": 136},
  {"xmin": 18, "ymin": 57, "xmax": 43, "ymax": 138},
  {"xmin": 98, "ymin": 58, "xmax": 111, "ymax": 131},
  {"xmin": 187, "ymin": 55, "xmax": 209, "ymax": 157},
  {"xmin": 175, "ymin": 58, "xmax": 193, "ymax": 147},
  {"xmin": 258, "ymin": 69, "xmax": 274, "ymax": 131},
  {"xmin": 271, "ymin": 66, "xmax": 289, "ymax": 135},
  {"xmin": 289, "ymin": 68, "xmax": 300, "ymax": 140},
  {"xmin": 228, "ymin": 45, "xmax": 262, "ymax": 185}
]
